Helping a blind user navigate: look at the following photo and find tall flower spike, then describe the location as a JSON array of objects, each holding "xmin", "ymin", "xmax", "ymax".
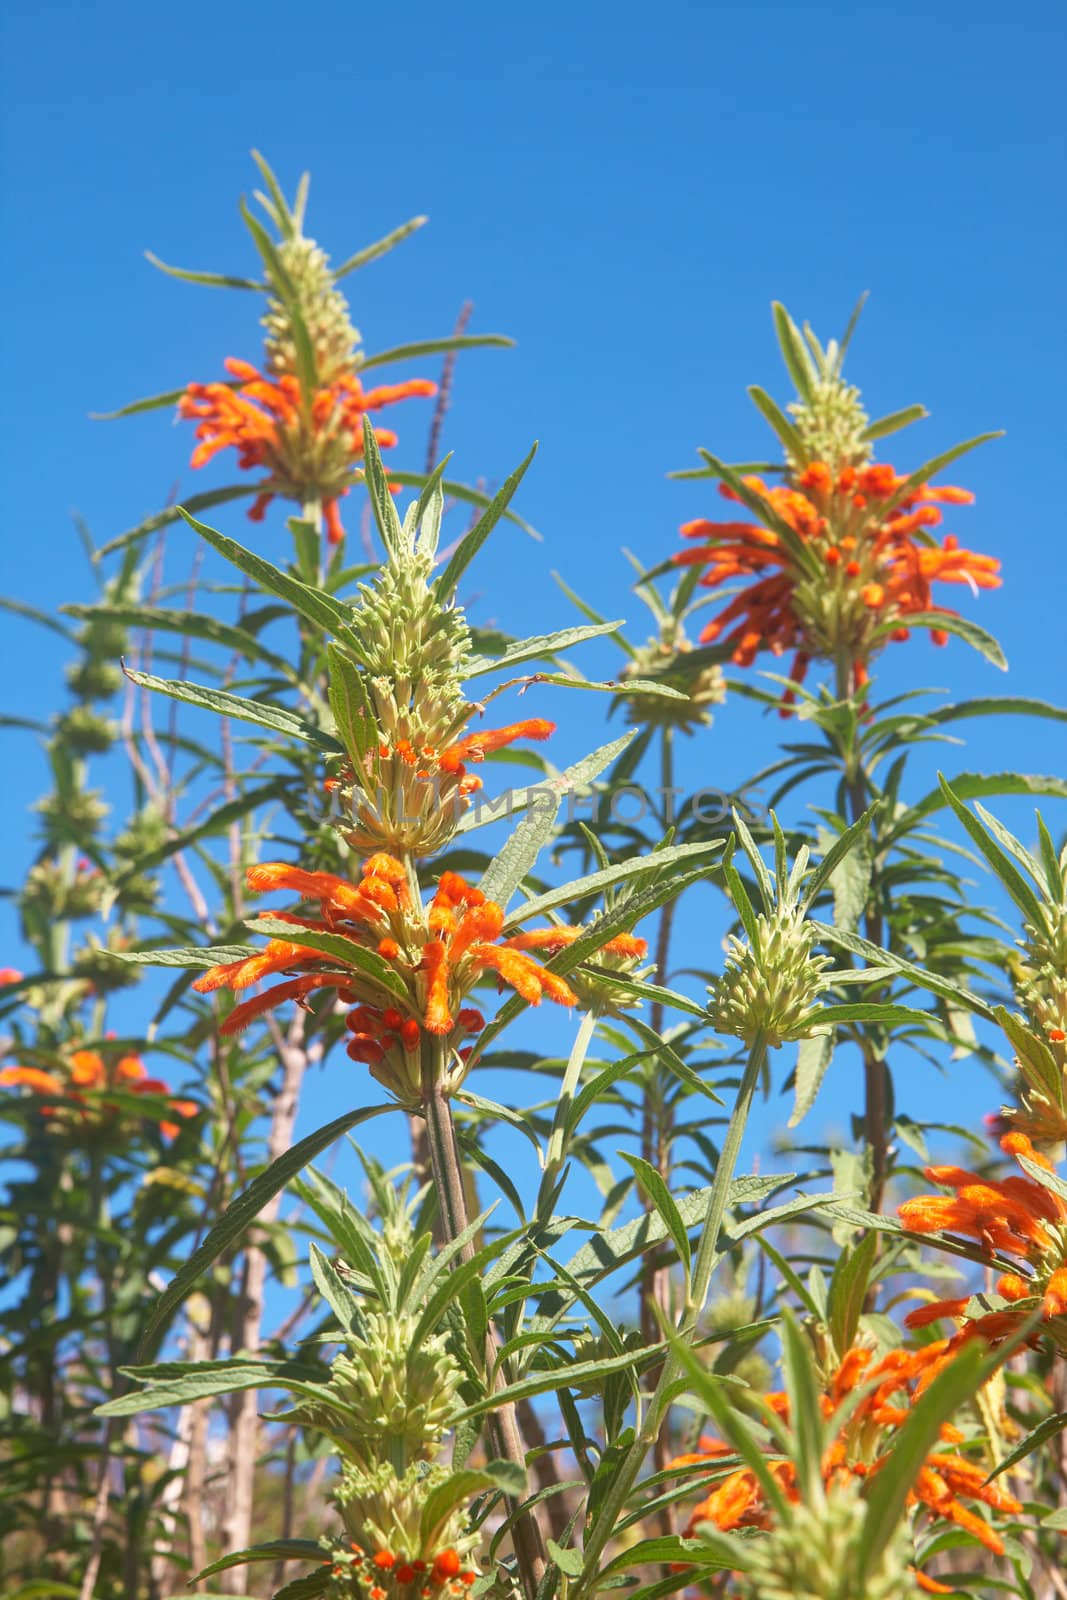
[
  {"xmin": 293, "ymin": 1200, "xmax": 483, "ymax": 1597},
  {"xmin": 193, "ymin": 859, "xmax": 619, "ymax": 1106},
  {"xmin": 899, "ymin": 1131, "xmax": 1067, "ymax": 1353},
  {"xmin": 324, "ymin": 431, "xmax": 555, "ymax": 856},
  {"xmin": 172, "ymin": 158, "xmax": 436, "ymax": 543},
  {"xmin": 710, "ymin": 819, "xmax": 832, "ymax": 1049},
  {"xmin": 673, "ymin": 304, "xmax": 1000, "ymax": 696}
]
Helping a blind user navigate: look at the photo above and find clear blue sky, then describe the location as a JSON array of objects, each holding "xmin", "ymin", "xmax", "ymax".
[{"xmin": 2, "ymin": 0, "xmax": 1066, "ymax": 1186}]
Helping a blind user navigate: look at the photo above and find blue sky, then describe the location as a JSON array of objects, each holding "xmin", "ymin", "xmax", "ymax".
[{"xmin": 2, "ymin": 0, "xmax": 1066, "ymax": 1198}]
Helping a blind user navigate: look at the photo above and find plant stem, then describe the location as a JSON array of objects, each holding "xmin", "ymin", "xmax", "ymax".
[
  {"xmin": 642, "ymin": 730, "xmax": 677, "ymax": 1500},
  {"xmin": 421, "ymin": 1041, "xmax": 548, "ymax": 1600},
  {"xmin": 575, "ymin": 1033, "xmax": 768, "ymax": 1596},
  {"xmin": 835, "ymin": 652, "xmax": 889, "ymax": 1213},
  {"xmin": 538, "ymin": 1009, "xmax": 598, "ymax": 1216}
]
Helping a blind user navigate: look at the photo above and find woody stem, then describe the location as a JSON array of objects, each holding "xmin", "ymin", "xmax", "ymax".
[{"xmin": 420, "ymin": 1042, "xmax": 547, "ymax": 1600}]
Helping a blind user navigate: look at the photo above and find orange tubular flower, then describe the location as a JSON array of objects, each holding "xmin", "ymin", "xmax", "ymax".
[
  {"xmin": 179, "ymin": 358, "xmax": 436, "ymax": 543},
  {"xmin": 193, "ymin": 858, "xmax": 619, "ymax": 1104},
  {"xmin": 899, "ymin": 1132, "xmax": 1067, "ymax": 1345},
  {"xmin": 0, "ymin": 1049, "xmax": 198, "ymax": 1140},
  {"xmin": 674, "ymin": 461, "xmax": 999, "ymax": 694},
  {"xmin": 671, "ymin": 1340, "xmax": 1021, "ymax": 1580}
]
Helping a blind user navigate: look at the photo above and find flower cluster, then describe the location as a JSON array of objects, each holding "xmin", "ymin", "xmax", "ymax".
[
  {"xmin": 0, "ymin": 1047, "xmax": 197, "ymax": 1140},
  {"xmin": 900, "ymin": 1131, "xmax": 1067, "ymax": 1352},
  {"xmin": 323, "ymin": 451, "xmax": 559, "ymax": 856},
  {"xmin": 289, "ymin": 1198, "xmax": 485, "ymax": 1600},
  {"xmin": 194, "ymin": 858, "xmax": 643, "ymax": 1104},
  {"xmin": 673, "ymin": 1337, "xmax": 1022, "ymax": 1591},
  {"xmin": 675, "ymin": 461, "xmax": 999, "ymax": 695},
  {"xmin": 180, "ymin": 359, "xmax": 436, "ymax": 544}
]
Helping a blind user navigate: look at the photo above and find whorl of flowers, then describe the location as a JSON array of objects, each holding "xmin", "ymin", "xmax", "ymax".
[
  {"xmin": 711, "ymin": 903, "xmax": 831, "ymax": 1049},
  {"xmin": 174, "ymin": 162, "xmax": 436, "ymax": 544},
  {"xmin": 0, "ymin": 1047, "xmax": 197, "ymax": 1141},
  {"xmin": 324, "ymin": 444, "xmax": 557, "ymax": 857},
  {"xmin": 619, "ymin": 619, "xmax": 726, "ymax": 732},
  {"xmin": 672, "ymin": 304, "xmax": 1000, "ymax": 698},
  {"xmin": 293, "ymin": 1207, "xmax": 482, "ymax": 1600},
  {"xmin": 673, "ymin": 1338, "xmax": 1022, "ymax": 1592},
  {"xmin": 900, "ymin": 1131, "xmax": 1067, "ymax": 1353},
  {"xmin": 193, "ymin": 858, "xmax": 641, "ymax": 1105}
]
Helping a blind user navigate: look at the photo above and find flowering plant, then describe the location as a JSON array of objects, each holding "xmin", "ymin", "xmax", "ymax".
[{"xmin": 3, "ymin": 162, "xmax": 1067, "ymax": 1600}]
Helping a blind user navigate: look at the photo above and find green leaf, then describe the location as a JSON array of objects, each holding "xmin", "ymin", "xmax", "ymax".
[
  {"xmin": 505, "ymin": 837, "xmax": 718, "ymax": 929},
  {"xmin": 937, "ymin": 776, "xmax": 1046, "ymax": 928},
  {"xmin": 137, "ymin": 1105, "xmax": 391, "ymax": 1354},
  {"xmin": 144, "ymin": 251, "xmax": 264, "ymax": 290},
  {"xmin": 178, "ymin": 507, "xmax": 356, "ymax": 641},
  {"xmin": 308, "ymin": 1242, "xmax": 362, "ymax": 1333},
  {"xmin": 93, "ymin": 484, "xmax": 256, "ymax": 554},
  {"xmin": 619, "ymin": 1154, "xmax": 691, "ymax": 1280},
  {"xmin": 461, "ymin": 620, "xmax": 624, "ymax": 678},
  {"xmin": 477, "ymin": 733, "xmax": 634, "ymax": 909},
  {"xmin": 598, "ymin": 1536, "xmax": 739, "ymax": 1580},
  {"xmin": 928, "ymin": 694, "xmax": 1067, "ymax": 729},
  {"xmin": 790, "ymin": 1031, "xmax": 834, "ymax": 1127},
  {"xmin": 780, "ymin": 1312, "xmax": 825, "ymax": 1502},
  {"xmin": 878, "ymin": 432, "xmax": 1002, "ymax": 521},
  {"xmin": 0, "ymin": 595, "xmax": 75, "ymax": 640},
  {"xmin": 420, "ymin": 1463, "xmax": 526, "ymax": 1547},
  {"xmin": 333, "ymin": 214, "xmax": 428, "ymax": 279},
  {"xmin": 892, "ymin": 768, "xmax": 1067, "ymax": 839},
  {"xmin": 747, "ymin": 385, "xmax": 806, "ymax": 461},
  {"xmin": 800, "ymin": 804, "xmax": 878, "ymax": 913},
  {"xmin": 92, "ymin": 383, "xmax": 203, "ymax": 421},
  {"xmin": 546, "ymin": 1541, "xmax": 584, "ymax": 1578},
  {"xmin": 877, "ymin": 610, "xmax": 1006, "ymax": 670},
  {"xmin": 772, "ymin": 301, "xmax": 817, "ymax": 400},
  {"xmin": 697, "ymin": 449, "xmax": 813, "ymax": 571},
  {"xmin": 326, "ymin": 641, "xmax": 376, "ymax": 761},
  {"xmin": 105, "ymin": 942, "xmax": 258, "ymax": 972},
  {"xmin": 246, "ymin": 916, "xmax": 410, "ymax": 1002},
  {"xmin": 387, "ymin": 472, "xmax": 540, "ymax": 542},
  {"xmin": 827, "ymin": 1231, "xmax": 879, "ymax": 1358},
  {"xmin": 435, "ymin": 444, "xmax": 538, "ymax": 601},
  {"xmin": 122, "ymin": 666, "xmax": 342, "ymax": 750},
  {"xmin": 239, "ymin": 197, "xmax": 316, "ymax": 392},
  {"xmin": 861, "ymin": 404, "xmax": 927, "ymax": 443},
  {"xmin": 810, "ymin": 922, "xmax": 996, "ymax": 1024},
  {"xmin": 61, "ymin": 602, "xmax": 295, "ymax": 675},
  {"xmin": 988, "ymin": 1412, "xmax": 1067, "ymax": 1481},
  {"xmin": 97, "ymin": 1357, "xmax": 328, "ymax": 1417},
  {"xmin": 196, "ymin": 1541, "xmax": 324, "ymax": 1579},
  {"xmin": 361, "ymin": 333, "xmax": 514, "ymax": 371}
]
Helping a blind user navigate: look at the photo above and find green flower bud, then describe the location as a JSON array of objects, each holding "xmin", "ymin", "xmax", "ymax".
[
  {"xmin": 263, "ymin": 235, "xmax": 361, "ymax": 386},
  {"xmin": 711, "ymin": 906, "xmax": 830, "ymax": 1049},
  {"xmin": 56, "ymin": 706, "xmax": 118, "ymax": 755},
  {"xmin": 65, "ymin": 660, "xmax": 123, "ymax": 702},
  {"xmin": 732, "ymin": 1481, "xmax": 915, "ymax": 1600},
  {"xmin": 620, "ymin": 625, "xmax": 725, "ymax": 732}
]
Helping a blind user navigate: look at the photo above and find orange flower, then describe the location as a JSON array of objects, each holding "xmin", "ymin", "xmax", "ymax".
[
  {"xmin": 672, "ymin": 1339, "xmax": 1021, "ymax": 1573},
  {"xmin": 899, "ymin": 1132, "xmax": 1067, "ymax": 1342},
  {"xmin": 179, "ymin": 358, "xmax": 436, "ymax": 543},
  {"xmin": 192, "ymin": 857, "xmax": 620, "ymax": 1101},
  {"xmin": 675, "ymin": 461, "xmax": 998, "ymax": 694},
  {"xmin": 0, "ymin": 1049, "xmax": 198, "ymax": 1140}
]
